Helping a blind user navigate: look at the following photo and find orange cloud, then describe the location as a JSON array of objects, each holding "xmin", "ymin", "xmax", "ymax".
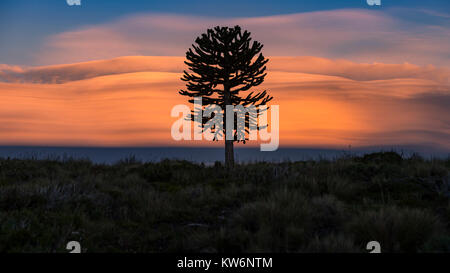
[
  {"xmin": 0, "ymin": 56, "xmax": 449, "ymax": 150},
  {"xmin": 2, "ymin": 56, "xmax": 448, "ymax": 84},
  {"xmin": 0, "ymin": 56, "xmax": 185, "ymax": 84},
  {"xmin": 33, "ymin": 9, "xmax": 450, "ymax": 67}
]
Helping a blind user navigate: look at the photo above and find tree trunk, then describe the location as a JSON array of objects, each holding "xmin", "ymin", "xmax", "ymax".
[
  {"xmin": 223, "ymin": 75, "xmax": 234, "ymax": 168},
  {"xmin": 225, "ymin": 140, "xmax": 234, "ymax": 168}
]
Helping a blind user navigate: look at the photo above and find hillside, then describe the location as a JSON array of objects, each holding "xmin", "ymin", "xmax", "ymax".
[{"xmin": 0, "ymin": 152, "xmax": 449, "ymax": 253}]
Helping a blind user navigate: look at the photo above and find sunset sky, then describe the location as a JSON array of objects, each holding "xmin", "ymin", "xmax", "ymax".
[{"xmin": 0, "ymin": 0, "xmax": 449, "ymax": 151}]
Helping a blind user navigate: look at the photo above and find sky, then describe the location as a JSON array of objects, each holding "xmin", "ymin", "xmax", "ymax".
[{"xmin": 0, "ymin": 0, "xmax": 449, "ymax": 150}]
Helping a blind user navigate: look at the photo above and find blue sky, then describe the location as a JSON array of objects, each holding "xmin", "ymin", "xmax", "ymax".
[{"xmin": 0, "ymin": 0, "xmax": 449, "ymax": 65}]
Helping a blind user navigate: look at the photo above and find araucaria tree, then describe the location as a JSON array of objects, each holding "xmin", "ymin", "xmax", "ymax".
[{"xmin": 179, "ymin": 26, "xmax": 273, "ymax": 168}]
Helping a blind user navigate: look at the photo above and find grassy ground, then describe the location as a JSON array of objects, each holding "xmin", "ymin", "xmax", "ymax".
[{"xmin": 0, "ymin": 152, "xmax": 449, "ymax": 253}]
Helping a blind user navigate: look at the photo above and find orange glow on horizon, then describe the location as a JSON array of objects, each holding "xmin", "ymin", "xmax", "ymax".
[{"xmin": 0, "ymin": 56, "xmax": 448, "ymax": 149}]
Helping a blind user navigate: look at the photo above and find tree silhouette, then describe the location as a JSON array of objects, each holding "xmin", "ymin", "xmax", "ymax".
[{"xmin": 179, "ymin": 26, "xmax": 273, "ymax": 168}]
